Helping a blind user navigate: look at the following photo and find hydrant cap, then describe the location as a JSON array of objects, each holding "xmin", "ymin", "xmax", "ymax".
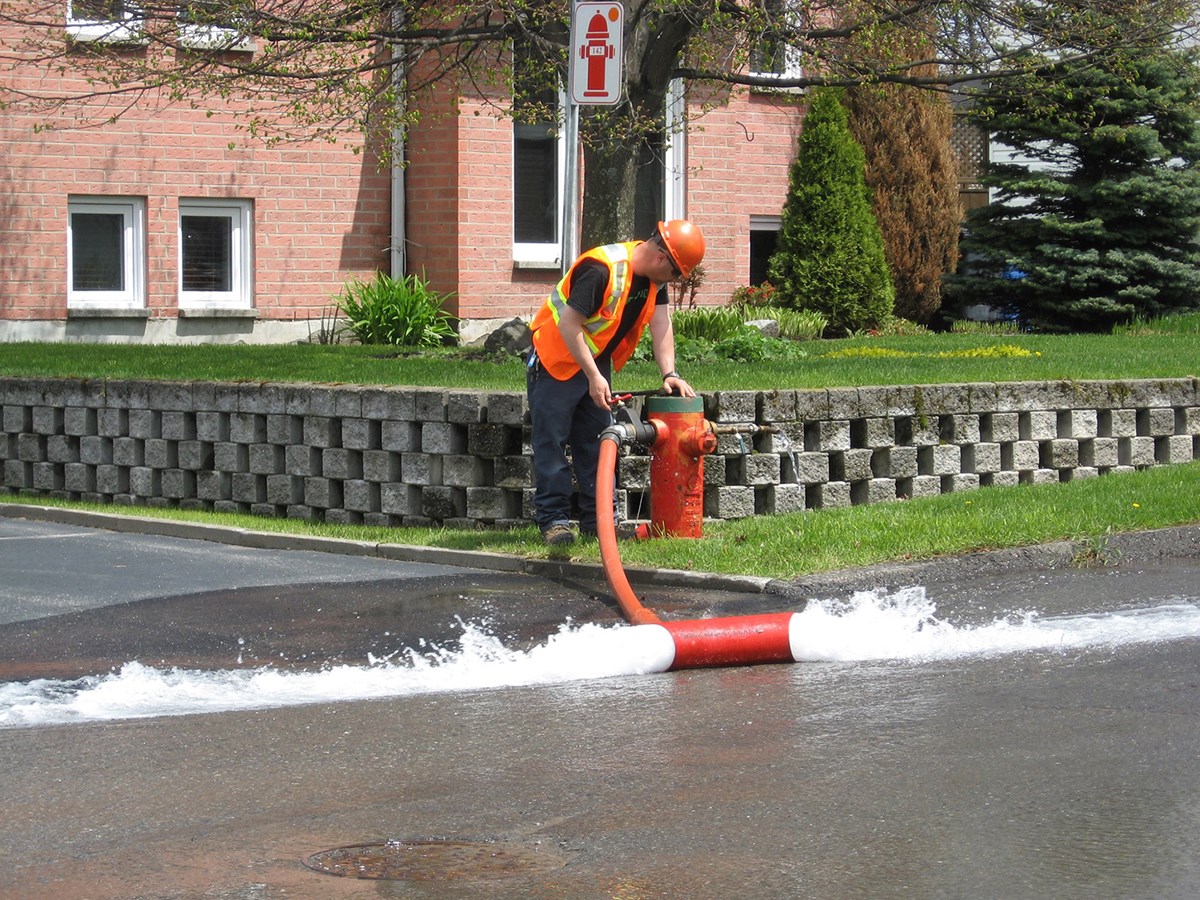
[
  {"xmin": 586, "ymin": 12, "xmax": 609, "ymax": 39},
  {"xmin": 656, "ymin": 219, "xmax": 706, "ymax": 279}
]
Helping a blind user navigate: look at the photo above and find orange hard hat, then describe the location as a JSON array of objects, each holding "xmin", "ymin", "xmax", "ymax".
[{"xmin": 655, "ymin": 219, "xmax": 705, "ymax": 279}]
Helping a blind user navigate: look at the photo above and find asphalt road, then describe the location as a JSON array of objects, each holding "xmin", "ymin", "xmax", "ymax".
[{"xmin": 2, "ymin": 511, "xmax": 1199, "ymax": 899}]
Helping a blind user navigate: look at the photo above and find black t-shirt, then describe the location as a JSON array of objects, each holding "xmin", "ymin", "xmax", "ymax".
[{"xmin": 566, "ymin": 257, "xmax": 667, "ymax": 363}]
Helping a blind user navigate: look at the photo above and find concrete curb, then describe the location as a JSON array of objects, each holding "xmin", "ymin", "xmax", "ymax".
[{"xmin": 0, "ymin": 502, "xmax": 775, "ymax": 595}]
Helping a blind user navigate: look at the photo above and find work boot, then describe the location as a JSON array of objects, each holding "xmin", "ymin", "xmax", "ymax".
[{"xmin": 541, "ymin": 523, "xmax": 575, "ymax": 546}]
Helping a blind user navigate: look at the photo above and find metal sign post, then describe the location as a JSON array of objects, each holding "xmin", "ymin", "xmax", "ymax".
[{"xmin": 562, "ymin": 2, "xmax": 624, "ymax": 274}]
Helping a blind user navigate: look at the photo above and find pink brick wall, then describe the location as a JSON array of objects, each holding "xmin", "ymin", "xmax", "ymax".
[
  {"xmin": 1, "ymin": 19, "xmax": 391, "ymax": 326},
  {"xmin": 3, "ymin": 13, "xmax": 805, "ymax": 336},
  {"xmin": 406, "ymin": 82, "xmax": 807, "ymax": 321}
]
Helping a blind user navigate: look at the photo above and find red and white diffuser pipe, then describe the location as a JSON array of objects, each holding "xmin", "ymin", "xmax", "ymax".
[{"xmin": 596, "ymin": 395, "xmax": 803, "ymax": 671}]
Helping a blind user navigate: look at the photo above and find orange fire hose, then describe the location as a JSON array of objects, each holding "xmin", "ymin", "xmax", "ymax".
[{"xmin": 596, "ymin": 436, "xmax": 662, "ymax": 626}]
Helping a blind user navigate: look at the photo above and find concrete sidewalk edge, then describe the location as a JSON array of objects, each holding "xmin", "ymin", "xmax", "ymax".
[{"xmin": 0, "ymin": 501, "xmax": 776, "ymax": 596}]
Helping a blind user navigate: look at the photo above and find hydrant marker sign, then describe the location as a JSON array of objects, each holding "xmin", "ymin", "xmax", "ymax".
[{"xmin": 570, "ymin": 2, "xmax": 624, "ymax": 105}]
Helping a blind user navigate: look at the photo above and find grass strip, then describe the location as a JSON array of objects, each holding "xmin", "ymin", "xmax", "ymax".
[
  {"xmin": 4, "ymin": 461, "xmax": 1198, "ymax": 580},
  {"xmin": 1, "ymin": 331, "xmax": 1198, "ymax": 390}
]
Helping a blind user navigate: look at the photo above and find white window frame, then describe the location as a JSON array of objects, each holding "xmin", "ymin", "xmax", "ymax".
[
  {"xmin": 177, "ymin": 3, "xmax": 255, "ymax": 52},
  {"xmin": 177, "ymin": 198, "xmax": 254, "ymax": 309},
  {"xmin": 66, "ymin": 0, "xmax": 144, "ymax": 44},
  {"xmin": 749, "ymin": 0, "xmax": 803, "ymax": 83},
  {"xmin": 512, "ymin": 88, "xmax": 569, "ymax": 268},
  {"xmin": 67, "ymin": 196, "xmax": 146, "ymax": 309}
]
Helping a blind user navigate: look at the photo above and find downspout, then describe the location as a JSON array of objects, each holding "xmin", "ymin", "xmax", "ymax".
[{"xmin": 389, "ymin": 23, "xmax": 406, "ymax": 277}]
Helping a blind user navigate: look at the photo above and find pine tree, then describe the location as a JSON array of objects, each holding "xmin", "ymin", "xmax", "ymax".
[
  {"xmin": 945, "ymin": 47, "xmax": 1200, "ymax": 332},
  {"xmin": 844, "ymin": 81, "xmax": 961, "ymax": 325},
  {"xmin": 768, "ymin": 89, "xmax": 895, "ymax": 335}
]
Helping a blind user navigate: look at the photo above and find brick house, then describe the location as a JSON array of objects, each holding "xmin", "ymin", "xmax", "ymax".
[{"xmin": 0, "ymin": 5, "xmax": 806, "ymax": 345}]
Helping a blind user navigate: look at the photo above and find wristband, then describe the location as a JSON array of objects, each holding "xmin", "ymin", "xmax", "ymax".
[{"xmin": 663, "ymin": 371, "xmax": 679, "ymax": 380}]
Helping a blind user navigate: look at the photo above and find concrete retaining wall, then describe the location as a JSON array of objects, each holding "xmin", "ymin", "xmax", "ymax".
[{"xmin": 3, "ymin": 377, "xmax": 1198, "ymax": 527}]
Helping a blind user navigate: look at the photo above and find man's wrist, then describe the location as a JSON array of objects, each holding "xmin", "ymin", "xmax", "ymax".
[{"xmin": 662, "ymin": 370, "xmax": 679, "ymax": 380}]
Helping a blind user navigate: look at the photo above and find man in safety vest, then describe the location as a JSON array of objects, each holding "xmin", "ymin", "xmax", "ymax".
[{"xmin": 527, "ymin": 219, "xmax": 706, "ymax": 545}]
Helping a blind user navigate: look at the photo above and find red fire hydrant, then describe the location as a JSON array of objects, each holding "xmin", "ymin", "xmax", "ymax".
[{"xmin": 643, "ymin": 395, "xmax": 718, "ymax": 538}]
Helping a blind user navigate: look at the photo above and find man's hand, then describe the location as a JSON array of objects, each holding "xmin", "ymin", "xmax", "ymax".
[
  {"xmin": 663, "ymin": 373, "xmax": 696, "ymax": 398},
  {"xmin": 588, "ymin": 372, "xmax": 614, "ymax": 409}
]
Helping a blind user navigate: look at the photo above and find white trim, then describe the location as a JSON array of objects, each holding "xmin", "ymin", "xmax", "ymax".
[
  {"xmin": 67, "ymin": 196, "xmax": 146, "ymax": 309},
  {"xmin": 65, "ymin": 1, "xmax": 144, "ymax": 43},
  {"xmin": 177, "ymin": 198, "xmax": 254, "ymax": 309},
  {"xmin": 664, "ymin": 79, "xmax": 686, "ymax": 219},
  {"xmin": 512, "ymin": 92, "xmax": 568, "ymax": 269},
  {"xmin": 177, "ymin": 23, "xmax": 255, "ymax": 52}
]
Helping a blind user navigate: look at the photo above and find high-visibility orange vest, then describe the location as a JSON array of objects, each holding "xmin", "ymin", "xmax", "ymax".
[{"xmin": 530, "ymin": 242, "xmax": 660, "ymax": 381}]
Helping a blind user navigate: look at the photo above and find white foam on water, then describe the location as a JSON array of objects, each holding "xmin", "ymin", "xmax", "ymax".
[
  {"xmin": 788, "ymin": 586, "xmax": 1200, "ymax": 662},
  {"xmin": 3, "ymin": 588, "xmax": 1198, "ymax": 728}
]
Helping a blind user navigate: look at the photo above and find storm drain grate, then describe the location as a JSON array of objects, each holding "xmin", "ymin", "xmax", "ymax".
[{"xmin": 302, "ymin": 839, "xmax": 565, "ymax": 881}]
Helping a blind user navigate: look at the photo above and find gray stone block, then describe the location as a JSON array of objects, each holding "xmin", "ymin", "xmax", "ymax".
[
  {"xmin": 1122, "ymin": 436, "xmax": 1156, "ymax": 467},
  {"xmin": 143, "ymin": 438, "xmax": 175, "ymax": 469},
  {"xmin": 177, "ymin": 440, "xmax": 213, "ymax": 471},
  {"xmin": 64, "ymin": 462, "xmax": 96, "ymax": 493},
  {"xmin": 248, "ymin": 443, "xmax": 284, "ymax": 475},
  {"xmin": 46, "ymin": 434, "xmax": 79, "ymax": 464},
  {"xmin": 266, "ymin": 474, "xmax": 304, "ymax": 505},
  {"xmin": 794, "ymin": 451, "xmax": 829, "ymax": 484},
  {"xmin": 448, "ymin": 391, "xmax": 487, "ymax": 424},
  {"xmin": 908, "ymin": 474, "xmax": 942, "ymax": 498},
  {"xmin": 421, "ymin": 485, "xmax": 465, "ymax": 519},
  {"xmin": 765, "ymin": 482, "xmax": 804, "ymax": 514},
  {"xmin": 303, "ymin": 416, "xmax": 340, "ymax": 449},
  {"xmin": 835, "ymin": 448, "xmax": 874, "ymax": 482},
  {"xmin": 942, "ymin": 473, "xmax": 980, "ymax": 493},
  {"xmin": 127, "ymin": 409, "xmax": 160, "ymax": 440},
  {"xmin": 982, "ymin": 412, "xmax": 1020, "ymax": 443},
  {"xmin": 195, "ymin": 411, "xmax": 228, "ymax": 442},
  {"xmin": 232, "ymin": 472, "xmax": 265, "ymax": 504},
  {"xmin": 402, "ymin": 453, "xmax": 442, "ymax": 485},
  {"xmin": 444, "ymin": 454, "xmax": 486, "ymax": 487},
  {"xmin": 196, "ymin": 470, "xmax": 229, "ymax": 501},
  {"xmin": 760, "ymin": 390, "xmax": 797, "ymax": 422},
  {"xmin": 873, "ymin": 446, "xmax": 917, "ymax": 479},
  {"xmin": 414, "ymin": 390, "xmax": 448, "ymax": 422},
  {"xmin": 1022, "ymin": 410, "xmax": 1058, "ymax": 440},
  {"xmin": 362, "ymin": 450, "xmax": 401, "ymax": 483},
  {"xmin": 340, "ymin": 417, "xmax": 378, "ymax": 451},
  {"xmin": 422, "ymin": 421, "xmax": 467, "ymax": 455},
  {"xmin": 466, "ymin": 486, "xmax": 518, "ymax": 520},
  {"xmin": 343, "ymin": 479, "xmax": 379, "ymax": 513},
  {"xmin": 812, "ymin": 480, "xmax": 851, "ymax": 508},
  {"xmin": 1043, "ymin": 439, "xmax": 1080, "ymax": 469},
  {"xmin": 744, "ymin": 453, "xmax": 781, "ymax": 486},
  {"xmin": 161, "ymin": 411, "xmax": 195, "ymax": 441},
  {"xmin": 304, "ymin": 477, "xmax": 341, "ymax": 509},
  {"xmin": 382, "ymin": 421, "xmax": 421, "ymax": 453},
  {"xmin": 1140, "ymin": 407, "xmax": 1176, "ymax": 437},
  {"xmin": 32, "ymin": 406, "xmax": 64, "ymax": 435},
  {"xmin": 494, "ymin": 455, "xmax": 533, "ymax": 489},
  {"xmin": 214, "ymin": 442, "xmax": 248, "ymax": 473},
  {"xmin": 932, "ymin": 444, "xmax": 961, "ymax": 476},
  {"xmin": 282, "ymin": 446, "xmax": 319, "ymax": 480},
  {"xmin": 33, "ymin": 461, "xmax": 65, "ymax": 491},
  {"xmin": 965, "ymin": 442, "xmax": 1001, "ymax": 474},
  {"xmin": 484, "ymin": 392, "xmax": 527, "ymax": 426},
  {"xmin": 1162, "ymin": 434, "xmax": 1194, "ymax": 464},
  {"xmin": 704, "ymin": 485, "xmax": 755, "ymax": 518},
  {"xmin": 129, "ymin": 466, "xmax": 160, "ymax": 497},
  {"xmin": 940, "ymin": 413, "xmax": 981, "ymax": 445},
  {"xmin": 80, "ymin": 436, "xmax": 113, "ymax": 465},
  {"xmin": 322, "ymin": 448, "xmax": 363, "ymax": 480},
  {"xmin": 112, "ymin": 437, "xmax": 143, "ymax": 467},
  {"xmin": 162, "ymin": 469, "xmax": 196, "ymax": 500},
  {"xmin": 854, "ymin": 417, "xmax": 894, "ymax": 449},
  {"xmin": 809, "ymin": 420, "xmax": 851, "ymax": 452},
  {"xmin": 708, "ymin": 391, "xmax": 759, "ymax": 424}
]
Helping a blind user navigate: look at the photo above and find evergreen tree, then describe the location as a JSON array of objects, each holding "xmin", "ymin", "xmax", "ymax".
[
  {"xmin": 768, "ymin": 89, "xmax": 894, "ymax": 335},
  {"xmin": 844, "ymin": 81, "xmax": 961, "ymax": 325},
  {"xmin": 945, "ymin": 47, "xmax": 1200, "ymax": 331}
]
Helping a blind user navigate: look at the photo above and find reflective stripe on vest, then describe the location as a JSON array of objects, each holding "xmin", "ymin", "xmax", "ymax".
[{"xmin": 530, "ymin": 242, "xmax": 656, "ymax": 380}]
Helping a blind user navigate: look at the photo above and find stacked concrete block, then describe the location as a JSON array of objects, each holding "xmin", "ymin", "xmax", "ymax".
[{"xmin": 1, "ymin": 376, "xmax": 1197, "ymax": 528}]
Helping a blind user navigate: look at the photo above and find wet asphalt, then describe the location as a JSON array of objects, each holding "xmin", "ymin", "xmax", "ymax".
[{"xmin": 2, "ymin": 507, "xmax": 1199, "ymax": 899}]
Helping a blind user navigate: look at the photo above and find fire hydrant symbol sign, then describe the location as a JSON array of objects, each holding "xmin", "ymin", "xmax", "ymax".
[{"xmin": 570, "ymin": 3, "xmax": 624, "ymax": 105}]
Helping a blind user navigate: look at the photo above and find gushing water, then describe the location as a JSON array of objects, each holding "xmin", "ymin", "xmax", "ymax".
[{"xmin": 3, "ymin": 587, "xmax": 1198, "ymax": 729}]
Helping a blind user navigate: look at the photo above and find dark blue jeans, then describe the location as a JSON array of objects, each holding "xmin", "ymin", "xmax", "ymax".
[{"xmin": 527, "ymin": 356, "xmax": 613, "ymax": 533}]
